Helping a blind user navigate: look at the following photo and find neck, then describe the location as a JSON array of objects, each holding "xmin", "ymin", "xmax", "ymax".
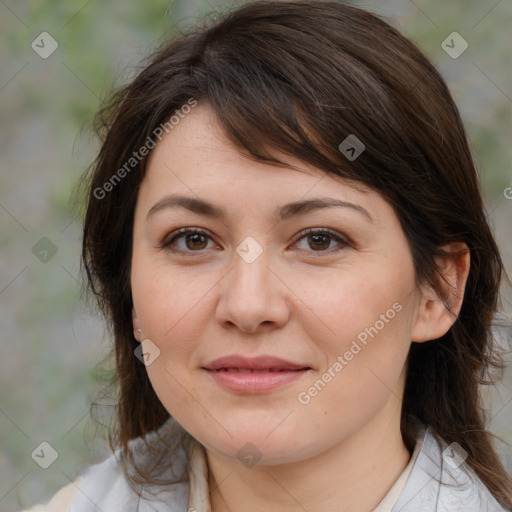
[{"xmin": 206, "ymin": 404, "xmax": 412, "ymax": 512}]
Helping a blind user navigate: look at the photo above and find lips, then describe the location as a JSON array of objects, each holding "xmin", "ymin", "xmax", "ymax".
[
  {"xmin": 202, "ymin": 355, "xmax": 312, "ymax": 394},
  {"xmin": 203, "ymin": 355, "xmax": 310, "ymax": 372}
]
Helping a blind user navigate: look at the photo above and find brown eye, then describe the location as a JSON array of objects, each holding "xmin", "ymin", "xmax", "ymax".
[
  {"xmin": 161, "ymin": 228, "xmax": 215, "ymax": 252},
  {"xmin": 308, "ymin": 233, "xmax": 331, "ymax": 251},
  {"xmin": 184, "ymin": 232, "xmax": 208, "ymax": 250},
  {"xmin": 293, "ymin": 228, "xmax": 348, "ymax": 253}
]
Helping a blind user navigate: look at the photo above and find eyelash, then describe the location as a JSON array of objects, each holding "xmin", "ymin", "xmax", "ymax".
[{"xmin": 160, "ymin": 227, "xmax": 349, "ymax": 256}]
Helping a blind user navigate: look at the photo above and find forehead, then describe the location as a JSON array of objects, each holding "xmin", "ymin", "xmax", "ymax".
[{"xmin": 141, "ymin": 103, "xmax": 372, "ymax": 203}]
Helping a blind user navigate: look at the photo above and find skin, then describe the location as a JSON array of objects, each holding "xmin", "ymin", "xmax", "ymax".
[{"xmin": 131, "ymin": 103, "xmax": 470, "ymax": 512}]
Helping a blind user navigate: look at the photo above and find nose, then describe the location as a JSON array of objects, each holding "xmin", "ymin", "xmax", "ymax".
[{"xmin": 215, "ymin": 242, "xmax": 291, "ymax": 334}]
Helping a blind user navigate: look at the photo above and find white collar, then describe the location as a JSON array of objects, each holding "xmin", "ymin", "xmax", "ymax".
[{"xmin": 70, "ymin": 417, "xmax": 506, "ymax": 511}]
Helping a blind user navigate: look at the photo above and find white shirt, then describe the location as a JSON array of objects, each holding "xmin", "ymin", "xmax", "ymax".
[{"xmin": 20, "ymin": 417, "xmax": 507, "ymax": 512}]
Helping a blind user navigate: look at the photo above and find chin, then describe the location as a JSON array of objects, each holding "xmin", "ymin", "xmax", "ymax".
[{"xmin": 194, "ymin": 423, "xmax": 320, "ymax": 466}]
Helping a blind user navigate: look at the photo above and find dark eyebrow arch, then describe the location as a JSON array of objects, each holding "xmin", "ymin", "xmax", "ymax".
[{"xmin": 146, "ymin": 194, "xmax": 373, "ymax": 223}]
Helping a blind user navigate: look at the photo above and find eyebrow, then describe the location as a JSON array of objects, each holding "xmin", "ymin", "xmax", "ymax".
[{"xmin": 146, "ymin": 194, "xmax": 373, "ymax": 223}]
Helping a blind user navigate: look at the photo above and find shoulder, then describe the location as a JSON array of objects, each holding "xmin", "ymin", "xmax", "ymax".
[
  {"xmin": 68, "ymin": 450, "xmax": 190, "ymax": 512},
  {"xmin": 393, "ymin": 424, "xmax": 508, "ymax": 512},
  {"xmin": 70, "ymin": 418, "xmax": 194, "ymax": 512},
  {"xmin": 20, "ymin": 417, "xmax": 195, "ymax": 512},
  {"xmin": 19, "ymin": 478, "xmax": 82, "ymax": 512}
]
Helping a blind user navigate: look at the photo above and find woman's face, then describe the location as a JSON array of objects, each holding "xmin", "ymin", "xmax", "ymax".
[{"xmin": 131, "ymin": 103, "xmax": 424, "ymax": 465}]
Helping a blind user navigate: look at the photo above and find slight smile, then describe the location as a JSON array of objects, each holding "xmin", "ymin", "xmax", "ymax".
[{"xmin": 202, "ymin": 355, "xmax": 313, "ymax": 394}]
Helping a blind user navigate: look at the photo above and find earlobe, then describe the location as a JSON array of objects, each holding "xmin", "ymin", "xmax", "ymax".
[
  {"xmin": 132, "ymin": 307, "xmax": 142, "ymax": 342},
  {"xmin": 411, "ymin": 242, "xmax": 470, "ymax": 343}
]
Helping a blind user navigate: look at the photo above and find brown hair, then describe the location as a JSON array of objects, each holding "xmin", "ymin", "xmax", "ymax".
[{"xmin": 80, "ymin": 0, "xmax": 512, "ymax": 506}]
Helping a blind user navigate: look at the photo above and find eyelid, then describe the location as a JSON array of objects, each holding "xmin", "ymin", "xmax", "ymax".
[
  {"xmin": 160, "ymin": 227, "xmax": 214, "ymax": 249},
  {"xmin": 291, "ymin": 227, "xmax": 350, "ymax": 254},
  {"xmin": 160, "ymin": 226, "xmax": 350, "ymax": 254}
]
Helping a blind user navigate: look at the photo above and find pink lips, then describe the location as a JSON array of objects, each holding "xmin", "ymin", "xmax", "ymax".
[{"xmin": 202, "ymin": 355, "xmax": 311, "ymax": 394}]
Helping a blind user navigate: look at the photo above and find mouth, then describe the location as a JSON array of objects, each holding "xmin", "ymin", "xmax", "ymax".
[
  {"xmin": 203, "ymin": 354, "xmax": 311, "ymax": 372},
  {"xmin": 202, "ymin": 355, "xmax": 312, "ymax": 393},
  {"xmin": 210, "ymin": 368, "xmax": 308, "ymax": 373}
]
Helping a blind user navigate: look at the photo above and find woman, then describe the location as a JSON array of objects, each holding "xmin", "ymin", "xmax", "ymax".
[{"xmin": 23, "ymin": 0, "xmax": 512, "ymax": 510}]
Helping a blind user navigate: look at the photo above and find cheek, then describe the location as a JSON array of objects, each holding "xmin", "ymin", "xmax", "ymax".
[
  {"xmin": 131, "ymin": 262, "xmax": 225, "ymax": 409},
  {"xmin": 293, "ymin": 262, "xmax": 415, "ymax": 413},
  {"xmin": 296, "ymin": 261, "xmax": 414, "ymax": 356},
  {"xmin": 131, "ymin": 258, "xmax": 215, "ymax": 340},
  {"xmin": 131, "ymin": 267, "xmax": 214, "ymax": 420},
  {"xmin": 294, "ymin": 295, "xmax": 413, "ymax": 448}
]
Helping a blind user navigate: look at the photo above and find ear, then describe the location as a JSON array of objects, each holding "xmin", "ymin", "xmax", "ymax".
[
  {"xmin": 132, "ymin": 306, "xmax": 142, "ymax": 342},
  {"xmin": 411, "ymin": 242, "xmax": 470, "ymax": 343}
]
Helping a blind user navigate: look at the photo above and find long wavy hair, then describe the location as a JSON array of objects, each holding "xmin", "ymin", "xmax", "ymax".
[{"xmin": 79, "ymin": 0, "xmax": 512, "ymax": 507}]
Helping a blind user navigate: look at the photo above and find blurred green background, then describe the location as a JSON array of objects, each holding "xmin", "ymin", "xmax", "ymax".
[{"xmin": 0, "ymin": 0, "xmax": 511, "ymax": 510}]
